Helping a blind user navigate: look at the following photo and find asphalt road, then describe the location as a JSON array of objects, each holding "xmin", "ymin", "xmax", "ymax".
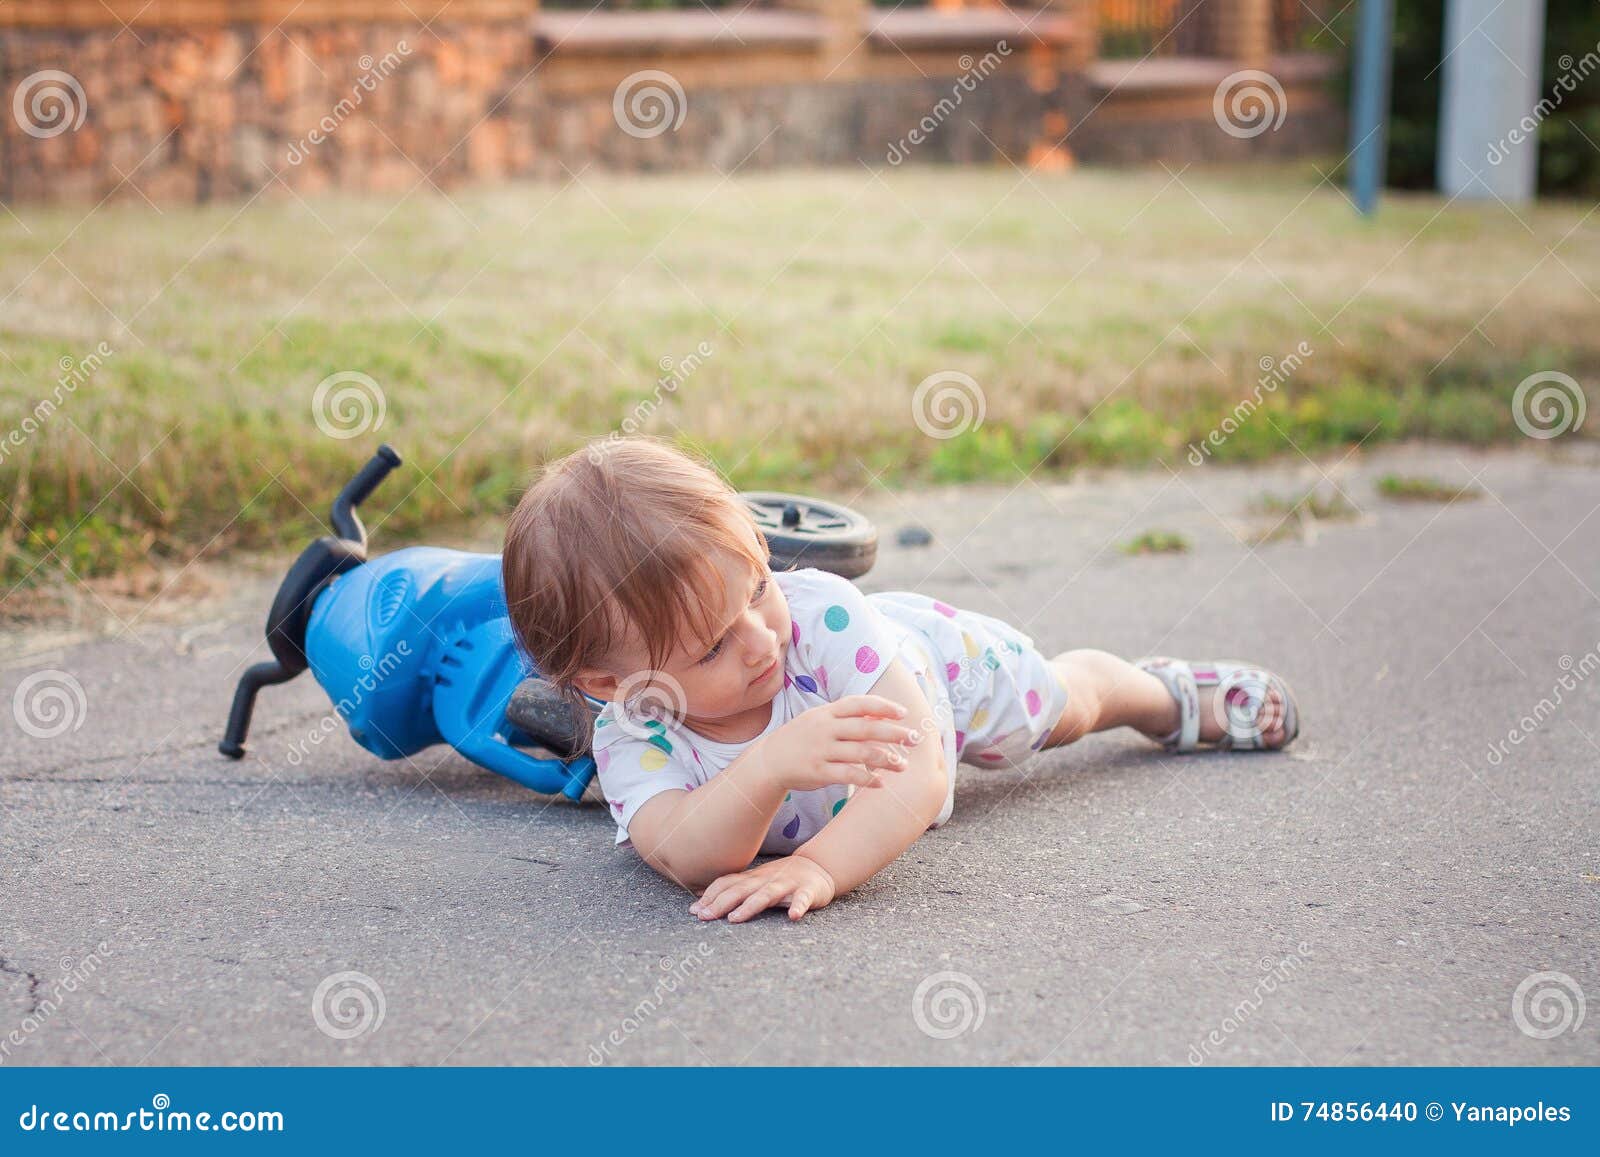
[{"xmin": 2, "ymin": 444, "xmax": 1597, "ymax": 1066}]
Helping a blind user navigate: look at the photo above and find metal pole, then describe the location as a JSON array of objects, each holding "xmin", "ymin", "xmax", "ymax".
[
  {"xmin": 1437, "ymin": 0, "xmax": 1548, "ymax": 201},
  {"xmin": 1349, "ymin": 0, "xmax": 1394, "ymax": 216}
]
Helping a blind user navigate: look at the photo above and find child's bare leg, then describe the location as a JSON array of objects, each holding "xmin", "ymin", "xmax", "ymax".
[{"xmin": 1042, "ymin": 649, "xmax": 1288, "ymax": 748}]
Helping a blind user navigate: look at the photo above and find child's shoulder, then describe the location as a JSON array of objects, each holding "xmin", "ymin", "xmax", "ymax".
[
  {"xmin": 591, "ymin": 707, "xmax": 674, "ymax": 754},
  {"xmin": 774, "ymin": 565, "xmax": 854, "ymax": 597},
  {"xmin": 591, "ymin": 708, "xmax": 705, "ymax": 782},
  {"xmin": 774, "ymin": 566, "xmax": 871, "ymax": 620}
]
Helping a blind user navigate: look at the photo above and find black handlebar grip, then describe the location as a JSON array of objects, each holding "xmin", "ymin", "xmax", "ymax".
[{"xmin": 329, "ymin": 444, "xmax": 402, "ymax": 549}]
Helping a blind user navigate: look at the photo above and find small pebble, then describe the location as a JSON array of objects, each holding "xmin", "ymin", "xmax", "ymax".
[
  {"xmin": 896, "ymin": 524, "xmax": 933, "ymax": 547},
  {"xmin": 1091, "ymin": 895, "xmax": 1149, "ymax": 915}
]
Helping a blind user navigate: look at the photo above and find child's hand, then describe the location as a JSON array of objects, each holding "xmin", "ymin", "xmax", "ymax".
[
  {"xmin": 690, "ymin": 854, "xmax": 838, "ymax": 923},
  {"xmin": 758, "ymin": 694, "xmax": 922, "ymax": 794}
]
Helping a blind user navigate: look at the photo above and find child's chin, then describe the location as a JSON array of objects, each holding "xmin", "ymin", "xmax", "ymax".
[{"xmin": 707, "ymin": 686, "xmax": 777, "ymax": 718}]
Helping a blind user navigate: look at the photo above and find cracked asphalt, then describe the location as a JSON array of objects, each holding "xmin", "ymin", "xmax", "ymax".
[{"xmin": 2, "ymin": 444, "xmax": 1597, "ymax": 1066}]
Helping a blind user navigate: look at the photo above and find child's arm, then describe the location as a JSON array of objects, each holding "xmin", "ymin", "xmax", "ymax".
[
  {"xmin": 625, "ymin": 756, "xmax": 786, "ymax": 891},
  {"xmin": 793, "ymin": 662, "xmax": 948, "ymax": 894},
  {"xmin": 627, "ymin": 693, "xmax": 921, "ymax": 891},
  {"xmin": 690, "ymin": 659, "xmax": 948, "ymax": 922}
]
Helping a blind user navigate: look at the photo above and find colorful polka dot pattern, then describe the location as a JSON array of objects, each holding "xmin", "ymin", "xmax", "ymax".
[{"xmin": 593, "ymin": 571, "xmax": 1049, "ymax": 853}]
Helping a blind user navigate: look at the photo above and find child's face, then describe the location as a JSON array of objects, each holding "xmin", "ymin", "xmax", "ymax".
[{"xmin": 606, "ymin": 546, "xmax": 791, "ymax": 725}]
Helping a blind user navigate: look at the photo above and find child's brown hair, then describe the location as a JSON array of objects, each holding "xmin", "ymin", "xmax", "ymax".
[{"xmin": 502, "ymin": 436, "xmax": 768, "ymax": 732}]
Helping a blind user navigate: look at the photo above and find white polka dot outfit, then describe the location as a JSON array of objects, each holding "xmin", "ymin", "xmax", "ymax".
[{"xmin": 592, "ymin": 567, "xmax": 1070, "ymax": 856}]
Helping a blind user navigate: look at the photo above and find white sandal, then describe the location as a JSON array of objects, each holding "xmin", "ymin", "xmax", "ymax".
[{"xmin": 1135, "ymin": 657, "xmax": 1299, "ymax": 752}]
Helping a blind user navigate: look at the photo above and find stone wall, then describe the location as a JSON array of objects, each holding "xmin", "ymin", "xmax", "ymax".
[
  {"xmin": 530, "ymin": 70, "xmax": 1082, "ymax": 176},
  {"xmin": 1071, "ymin": 53, "xmax": 1344, "ymax": 165},
  {"xmin": 0, "ymin": 12, "xmax": 538, "ymax": 203},
  {"xmin": 0, "ymin": 0, "xmax": 1343, "ymax": 205}
]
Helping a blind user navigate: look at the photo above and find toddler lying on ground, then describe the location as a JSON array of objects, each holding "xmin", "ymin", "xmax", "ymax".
[{"xmin": 502, "ymin": 437, "xmax": 1298, "ymax": 923}]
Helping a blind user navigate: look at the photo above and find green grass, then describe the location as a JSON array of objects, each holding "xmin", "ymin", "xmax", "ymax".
[
  {"xmin": 1, "ymin": 163, "xmax": 1597, "ymax": 600},
  {"xmin": 1375, "ymin": 473, "xmax": 1484, "ymax": 503},
  {"xmin": 1119, "ymin": 530, "xmax": 1190, "ymax": 556},
  {"xmin": 1250, "ymin": 486, "xmax": 1361, "ymax": 544}
]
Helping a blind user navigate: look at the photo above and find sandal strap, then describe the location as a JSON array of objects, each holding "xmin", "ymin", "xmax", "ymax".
[
  {"xmin": 1135, "ymin": 657, "xmax": 1201, "ymax": 752},
  {"xmin": 1138, "ymin": 657, "xmax": 1299, "ymax": 752}
]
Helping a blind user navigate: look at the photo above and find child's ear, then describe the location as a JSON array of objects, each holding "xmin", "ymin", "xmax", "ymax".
[{"xmin": 573, "ymin": 669, "xmax": 620, "ymax": 703}]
